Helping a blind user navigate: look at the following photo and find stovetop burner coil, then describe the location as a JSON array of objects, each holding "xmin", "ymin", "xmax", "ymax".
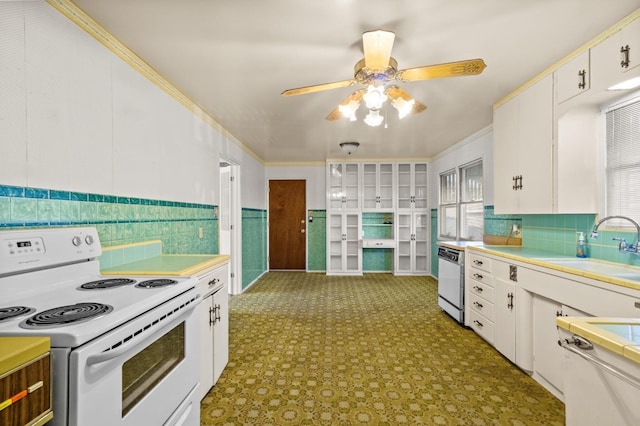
[
  {"xmin": 136, "ymin": 279, "xmax": 178, "ymax": 288},
  {"xmin": 0, "ymin": 306, "xmax": 36, "ymax": 322},
  {"xmin": 21, "ymin": 302, "xmax": 114, "ymax": 328},
  {"xmin": 80, "ymin": 278, "xmax": 136, "ymax": 290}
]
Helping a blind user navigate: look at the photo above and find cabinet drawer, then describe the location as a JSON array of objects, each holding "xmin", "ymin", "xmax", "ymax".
[
  {"xmin": 467, "ymin": 253, "xmax": 492, "ymax": 273},
  {"xmin": 468, "ymin": 293, "xmax": 495, "ymax": 321},
  {"xmin": 468, "ymin": 310, "xmax": 495, "ymax": 344},
  {"xmin": 468, "ymin": 268, "xmax": 493, "ymax": 285},
  {"xmin": 468, "ymin": 279, "xmax": 495, "ymax": 302},
  {"xmin": 197, "ymin": 266, "xmax": 227, "ymax": 297}
]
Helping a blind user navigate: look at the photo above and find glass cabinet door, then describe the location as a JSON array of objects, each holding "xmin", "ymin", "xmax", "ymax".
[
  {"xmin": 344, "ymin": 164, "xmax": 360, "ymax": 209},
  {"xmin": 362, "ymin": 164, "xmax": 378, "ymax": 209},
  {"xmin": 328, "ymin": 164, "xmax": 344, "ymax": 209},
  {"xmin": 328, "ymin": 213, "xmax": 344, "ymax": 271},
  {"xmin": 413, "ymin": 213, "xmax": 429, "ymax": 273},
  {"xmin": 413, "ymin": 164, "xmax": 428, "ymax": 209},
  {"xmin": 379, "ymin": 164, "xmax": 394, "ymax": 209},
  {"xmin": 397, "ymin": 164, "xmax": 412, "ymax": 209}
]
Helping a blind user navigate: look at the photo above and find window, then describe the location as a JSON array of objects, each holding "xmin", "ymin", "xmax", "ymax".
[
  {"xmin": 439, "ymin": 160, "xmax": 483, "ymax": 240},
  {"xmin": 605, "ymin": 97, "xmax": 640, "ymax": 227}
]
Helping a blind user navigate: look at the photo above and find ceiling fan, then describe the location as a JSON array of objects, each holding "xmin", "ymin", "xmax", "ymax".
[{"xmin": 282, "ymin": 30, "xmax": 486, "ymax": 125}]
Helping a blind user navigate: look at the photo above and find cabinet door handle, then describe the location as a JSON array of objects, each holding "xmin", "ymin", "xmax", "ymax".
[
  {"xmin": 473, "ymin": 319, "xmax": 484, "ymax": 328},
  {"xmin": 621, "ymin": 45, "xmax": 630, "ymax": 68},
  {"xmin": 214, "ymin": 304, "xmax": 221, "ymax": 323},
  {"xmin": 473, "ymin": 273, "xmax": 483, "ymax": 280},
  {"xmin": 578, "ymin": 69, "xmax": 586, "ymax": 89},
  {"xmin": 209, "ymin": 306, "xmax": 214, "ymax": 326},
  {"xmin": 473, "ymin": 285, "xmax": 483, "ymax": 293},
  {"xmin": 473, "ymin": 301, "xmax": 484, "ymax": 309},
  {"xmin": 507, "ymin": 292, "xmax": 514, "ymax": 310}
]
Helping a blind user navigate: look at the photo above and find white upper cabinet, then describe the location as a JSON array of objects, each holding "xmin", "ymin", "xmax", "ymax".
[
  {"xmin": 362, "ymin": 163, "xmax": 395, "ymax": 211},
  {"xmin": 327, "ymin": 163, "xmax": 360, "ymax": 210},
  {"xmin": 396, "ymin": 163, "xmax": 428, "ymax": 211},
  {"xmin": 493, "ymin": 75, "xmax": 554, "ymax": 214},
  {"xmin": 555, "ymin": 50, "xmax": 590, "ymax": 104},
  {"xmin": 591, "ymin": 18, "xmax": 640, "ymax": 91}
]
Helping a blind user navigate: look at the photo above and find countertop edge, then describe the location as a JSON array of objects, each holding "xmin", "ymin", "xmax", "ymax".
[{"xmin": 101, "ymin": 254, "xmax": 230, "ymax": 276}]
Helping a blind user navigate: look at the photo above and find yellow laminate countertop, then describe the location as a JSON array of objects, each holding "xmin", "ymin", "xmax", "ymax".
[
  {"xmin": 557, "ymin": 317, "xmax": 640, "ymax": 365},
  {"xmin": 0, "ymin": 337, "xmax": 50, "ymax": 375},
  {"xmin": 101, "ymin": 254, "xmax": 230, "ymax": 277}
]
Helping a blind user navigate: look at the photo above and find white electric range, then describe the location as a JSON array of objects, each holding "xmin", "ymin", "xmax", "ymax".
[{"xmin": 0, "ymin": 227, "xmax": 201, "ymax": 426}]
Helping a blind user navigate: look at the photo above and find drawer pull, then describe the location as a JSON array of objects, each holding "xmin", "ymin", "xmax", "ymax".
[
  {"xmin": 473, "ymin": 259, "xmax": 483, "ymax": 266},
  {"xmin": 208, "ymin": 278, "xmax": 220, "ymax": 287},
  {"xmin": 473, "ymin": 273, "xmax": 483, "ymax": 280},
  {"xmin": 473, "ymin": 285, "xmax": 483, "ymax": 293},
  {"xmin": 473, "ymin": 319, "xmax": 484, "ymax": 328},
  {"xmin": 473, "ymin": 301, "xmax": 483, "ymax": 309}
]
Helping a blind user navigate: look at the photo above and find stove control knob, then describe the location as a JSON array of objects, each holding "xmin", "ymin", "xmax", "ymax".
[
  {"xmin": 72, "ymin": 236, "xmax": 82, "ymax": 247},
  {"xmin": 85, "ymin": 235, "xmax": 95, "ymax": 245}
]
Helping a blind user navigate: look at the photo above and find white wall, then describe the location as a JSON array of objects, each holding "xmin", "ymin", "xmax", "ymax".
[
  {"xmin": 429, "ymin": 125, "xmax": 494, "ymax": 208},
  {"xmin": 265, "ymin": 165, "xmax": 326, "ymax": 210},
  {"xmin": 0, "ymin": 1, "xmax": 268, "ymax": 209}
]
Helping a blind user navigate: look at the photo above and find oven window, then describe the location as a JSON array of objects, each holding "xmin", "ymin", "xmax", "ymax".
[{"xmin": 122, "ymin": 322, "xmax": 185, "ymax": 416}]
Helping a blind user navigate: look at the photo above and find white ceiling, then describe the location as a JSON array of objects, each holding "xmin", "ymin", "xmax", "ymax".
[{"xmin": 71, "ymin": 0, "xmax": 639, "ymax": 163}]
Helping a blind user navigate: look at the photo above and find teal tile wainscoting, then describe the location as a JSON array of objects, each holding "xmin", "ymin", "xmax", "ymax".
[
  {"xmin": 0, "ymin": 184, "xmax": 218, "ymax": 255},
  {"xmin": 242, "ymin": 208, "xmax": 268, "ymax": 289},
  {"xmin": 307, "ymin": 210, "xmax": 326, "ymax": 272}
]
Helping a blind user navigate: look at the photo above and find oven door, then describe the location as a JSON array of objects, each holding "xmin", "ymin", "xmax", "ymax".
[{"xmin": 68, "ymin": 293, "xmax": 200, "ymax": 426}]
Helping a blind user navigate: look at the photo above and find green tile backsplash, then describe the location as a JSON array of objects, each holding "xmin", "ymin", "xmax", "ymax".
[
  {"xmin": 0, "ymin": 184, "xmax": 218, "ymax": 255},
  {"xmin": 307, "ymin": 210, "xmax": 326, "ymax": 272}
]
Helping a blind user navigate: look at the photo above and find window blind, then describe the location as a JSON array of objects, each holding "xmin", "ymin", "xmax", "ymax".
[{"xmin": 606, "ymin": 98, "xmax": 640, "ymax": 228}]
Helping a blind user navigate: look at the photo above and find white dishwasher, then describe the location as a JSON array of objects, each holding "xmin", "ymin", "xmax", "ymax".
[{"xmin": 437, "ymin": 246, "xmax": 465, "ymax": 324}]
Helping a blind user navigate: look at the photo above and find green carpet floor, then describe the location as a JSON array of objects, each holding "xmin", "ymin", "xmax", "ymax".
[{"xmin": 200, "ymin": 272, "xmax": 564, "ymax": 425}]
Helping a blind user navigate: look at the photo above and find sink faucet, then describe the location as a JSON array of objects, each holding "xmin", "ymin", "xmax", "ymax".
[{"xmin": 590, "ymin": 215, "xmax": 640, "ymax": 254}]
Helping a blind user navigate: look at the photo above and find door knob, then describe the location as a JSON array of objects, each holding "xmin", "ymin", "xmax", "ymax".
[{"xmin": 301, "ymin": 229, "xmax": 305, "ymax": 233}]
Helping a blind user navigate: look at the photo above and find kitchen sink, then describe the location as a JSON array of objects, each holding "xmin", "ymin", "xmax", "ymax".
[{"xmin": 540, "ymin": 258, "xmax": 640, "ymax": 282}]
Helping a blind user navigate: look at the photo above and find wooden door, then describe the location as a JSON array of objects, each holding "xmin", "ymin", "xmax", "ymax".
[{"xmin": 269, "ymin": 180, "xmax": 306, "ymax": 270}]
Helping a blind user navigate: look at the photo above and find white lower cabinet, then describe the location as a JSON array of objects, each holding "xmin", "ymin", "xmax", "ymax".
[
  {"xmin": 394, "ymin": 212, "xmax": 428, "ymax": 275},
  {"xmin": 466, "ymin": 248, "xmax": 640, "ymax": 401},
  {"xmin": 494, "ymin": 275, "xmax": 516, "ymax": 363},
  {"xmin": 532, "ymin": 295, "xmax": 590, "ymax": 397},
  {"xmin": 326, "ymin": 212, "xmax": 362, "ymax": 275},
  {"xmin": 197, "ymin": 263, "xmax": 230, "ymax": 401}
]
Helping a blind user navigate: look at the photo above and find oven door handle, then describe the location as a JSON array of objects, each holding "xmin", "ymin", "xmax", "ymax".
[{"xmin": 85, "ymin": 300, "xmax": 197, "ymax": 367}]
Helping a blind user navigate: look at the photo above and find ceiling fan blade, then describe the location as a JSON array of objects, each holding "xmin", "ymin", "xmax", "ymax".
[
  {"xmin": 281, "ymin": 79, "xmax": 357, "ymax": 97},
  {"xmin": 386, "ymin": 86, "xmax": 427, "ymax": 115},
  {"xmin": 396, "ymin": 58, "xmax": 487, "ymax": 82},
  {"xmin": 325, "ymin": 89, "xmax": 365, "ymax": 121},
  {"xmin": 362, "ymin": 30, "xmax": 395, "ymax": 70}
]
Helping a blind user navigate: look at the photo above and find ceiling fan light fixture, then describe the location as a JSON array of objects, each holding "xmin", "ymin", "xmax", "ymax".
[
  {"xmin": 363, "ymin": 85, "xmax": 387, "ymax": 110},
  {"xmin": 392, "ymin": 96, "xmax": 416, "ymax": 119},
  {"xmin": 339, "ymin": 141, "xmax": 360, "ymax": 155},
  {"xmin": 364, "ymin": 109, "xmax": 384, "ymax": 127},
  {"xmin": 339, "ymin": 99, "xmax": 360, "ymax": 120}
]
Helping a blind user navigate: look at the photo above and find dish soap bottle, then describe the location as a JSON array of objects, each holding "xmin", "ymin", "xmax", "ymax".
[{"xmin": 576, "ymin": 232, "xmax": 587, "ymax": 258}]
